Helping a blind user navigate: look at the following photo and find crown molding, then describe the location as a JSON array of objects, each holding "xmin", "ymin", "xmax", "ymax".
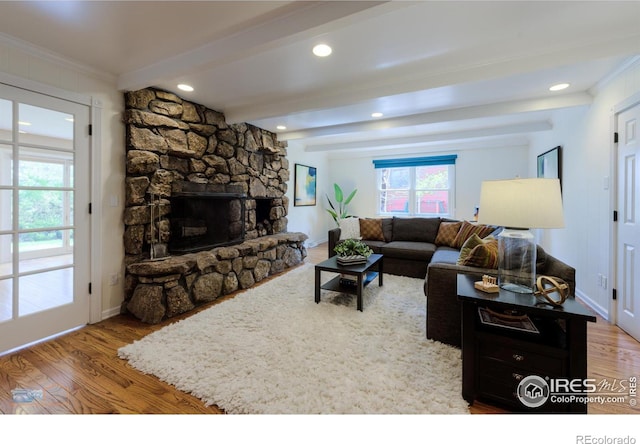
[{"xmin": 0, "ymin": 31, "xmax": 116, "ymax": 85}]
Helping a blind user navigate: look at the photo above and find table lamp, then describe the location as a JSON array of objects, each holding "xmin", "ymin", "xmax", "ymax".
[{"xmin": 478, "ymin": 178, "xmax": 564, "ymax": 293}]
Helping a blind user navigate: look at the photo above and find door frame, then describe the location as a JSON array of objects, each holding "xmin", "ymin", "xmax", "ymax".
[
  {"xmin": 609, "ymin": 90, "xmax": 640, "ymax": 326},
  {"xmin": 0, "ymin": 71, "xmax": 103, "ymax": 325}
]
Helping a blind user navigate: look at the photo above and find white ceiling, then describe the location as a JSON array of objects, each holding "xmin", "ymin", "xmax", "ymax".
[{"xmin": 1, "ymin": 1, "xmax": 639, "ymax": 153}]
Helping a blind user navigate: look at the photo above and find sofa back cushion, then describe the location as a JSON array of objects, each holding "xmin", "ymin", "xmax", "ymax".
[
  {"xmin": 381, "ymin": 218, "xmax": 394, "ymax": 242},
  {"xmin": 392, "ymin": 217, "xmax": 441, "ymax": 243}
]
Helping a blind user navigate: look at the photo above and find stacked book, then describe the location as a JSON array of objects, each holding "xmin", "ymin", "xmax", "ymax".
[{"xmin": 339, "ymin": 274, "xmax": 358, "ymax": 287}]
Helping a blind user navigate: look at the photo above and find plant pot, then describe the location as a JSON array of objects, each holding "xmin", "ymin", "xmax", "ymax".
[{"xmin": 337, "ymin": 255, "xmax": 368, "ymax": 266}]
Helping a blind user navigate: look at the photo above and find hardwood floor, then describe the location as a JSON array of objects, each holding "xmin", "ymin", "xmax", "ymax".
[{"xmin": 0, "ymin": 243, "xmax": 638, "ymax": 414}]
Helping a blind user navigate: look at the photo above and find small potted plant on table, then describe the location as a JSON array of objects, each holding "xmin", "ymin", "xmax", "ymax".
[{"xmin": 334, "ymin": 238, "xmax": 373, "ymax": 266}]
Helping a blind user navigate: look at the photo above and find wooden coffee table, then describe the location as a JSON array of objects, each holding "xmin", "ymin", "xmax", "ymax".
[{"xmin": 314, "ymin": 254, "xmax": 383, "ymax": 311}]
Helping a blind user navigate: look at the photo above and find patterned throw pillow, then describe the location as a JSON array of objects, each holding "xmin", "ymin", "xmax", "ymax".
[
  {"xmin": 452, "ymin": 221, "xmax": 495, "ymax": 249},
  {"xmin": 339, "ymin": 217, "xmax": 362, "ymax": 240},
  {"xmin": 359, "ymin": 218, "xmax": 385, "ymax": 241},
  {"xmin": 459, "ymin": 236, "xmax": 499, "ymax": 268},
  {"xmin": 457, "ymin": 233, "xmax": 485, "ymax": 264},
  {"xmin": 435, "ymin": 221, "xmax": 462, "ymax": 247}
]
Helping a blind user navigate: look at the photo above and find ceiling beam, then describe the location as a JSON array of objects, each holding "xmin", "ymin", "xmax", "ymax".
[
  {"xmin": 280, "ymin": 92, "xmax": 591, "ymax": 141},
  {"xmin": 304, "ymin": 120, "xmax": 553, "ymax": 152},
  {"xmin": 323, "ymin": 136, "xmax": 532, "ymax": 161}
]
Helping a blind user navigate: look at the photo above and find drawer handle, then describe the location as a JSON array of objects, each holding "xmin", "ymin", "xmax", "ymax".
[
  {"xmin": 512, "ymin": 353, "xmax": 525, "ymax": 362},
  {"xmin": 512, "ymin": 372, "xmax": 524, "ymax": 381}
]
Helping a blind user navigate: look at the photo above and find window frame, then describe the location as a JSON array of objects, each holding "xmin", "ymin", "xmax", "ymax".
[{"xmin": 375, "ymin": 163, "xmax": 456, "ymax": 218}]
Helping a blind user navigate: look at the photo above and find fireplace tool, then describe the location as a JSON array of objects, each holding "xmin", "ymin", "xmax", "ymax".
[{"xmin": 149, "ymin": 193, "xmax": 169, "ymax": 260}]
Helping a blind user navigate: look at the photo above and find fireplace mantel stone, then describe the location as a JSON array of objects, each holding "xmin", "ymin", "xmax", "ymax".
[{"xmin": 124, "ymin": 232, "xmax": 308, "ymax": 323}]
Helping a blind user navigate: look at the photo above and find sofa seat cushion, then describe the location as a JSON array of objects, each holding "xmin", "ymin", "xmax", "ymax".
[
  {"xmin": 381, "ymin": 241, "xmax": 436, "ymax": 261},
  {"xmin": 361, "ymin": 240, "xmax": 387, "ymax": 254},
  {"xmin": 430, "ymin": 247, "xmax": 460, "ymax": 265}
]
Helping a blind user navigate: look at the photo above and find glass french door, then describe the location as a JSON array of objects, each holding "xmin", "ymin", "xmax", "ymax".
[{"xmin": 0, "ymin": 83, "xmax": 90, "ymax": 355}]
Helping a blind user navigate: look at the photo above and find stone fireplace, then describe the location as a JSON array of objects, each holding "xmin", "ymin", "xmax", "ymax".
[{"xmin": 122, "ymin": 87, "xmax": 307, "ymax": 323}]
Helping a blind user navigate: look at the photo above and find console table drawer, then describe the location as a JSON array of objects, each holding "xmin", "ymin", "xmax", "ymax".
[
  {"xmin": 478, "ymin": 336, "xmax": 567, "ymax": 375},
  {"xmin": 478, "ymin": 357, "xmax": 557, "ymax": 384}
]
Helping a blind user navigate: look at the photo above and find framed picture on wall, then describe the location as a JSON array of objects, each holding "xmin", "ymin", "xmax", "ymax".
[
  {"xmin": 537, "ymin": 146, "xmax": 562, "ymax": 188},
  {"xmin": 294, "ymin": 163, "xmax": 317, "ymax": 206}
]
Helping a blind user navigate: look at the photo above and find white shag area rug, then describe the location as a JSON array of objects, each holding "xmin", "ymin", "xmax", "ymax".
[{"xmin": 118, "ymin": 263, "xmax": 469, "ymax": 414}]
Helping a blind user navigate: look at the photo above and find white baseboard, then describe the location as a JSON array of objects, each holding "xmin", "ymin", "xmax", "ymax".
[
  {"xmin": 575, "ymin": 288, "xmax": 608, "ymax": 321},
  {"xmin": 101, "ymin": 306, "xmax": 122, "ymax": 322},
  {"xmin": 304, "ymin": 238, "xmax": 326, "ymax": 248}
]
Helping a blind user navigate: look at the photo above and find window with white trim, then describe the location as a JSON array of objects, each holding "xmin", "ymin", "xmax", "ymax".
[{"xmin": 373, "ymin": 155, "xmax": 456, "ymax": 217}]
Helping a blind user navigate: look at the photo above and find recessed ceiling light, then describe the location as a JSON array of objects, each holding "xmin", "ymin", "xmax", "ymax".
[
  {"xmin": 276, "ymin": 125, "xmax": 287, "ymax": 130},
  {"xmin": 177, "ymin": 84, "xmax": 194, "ymax": 92},
  {"xmin": 312, "ymin": 44, "xmax": 332, "ymax": 57},
  {"xmin": 18, "ymin": 121, "xmax": 31, "ymax": 126},
  {"xmin": 549, "ymin": 83, "xmax": 570, "ymax": 92},
  {"xmin": 371, "ymin": 112, "xmax": 383, "ymax": 118}
]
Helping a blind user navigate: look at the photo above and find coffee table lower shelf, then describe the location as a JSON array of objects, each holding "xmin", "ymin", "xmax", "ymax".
[{"xmin": 320, "ymin": 272, "xmax": 379, "ymax": 294}]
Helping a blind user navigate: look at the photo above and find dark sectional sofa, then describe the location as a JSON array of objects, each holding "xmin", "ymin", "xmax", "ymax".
[{"xmin": 327, "ymin": 216, "xmax": 576, "ymax": 347}]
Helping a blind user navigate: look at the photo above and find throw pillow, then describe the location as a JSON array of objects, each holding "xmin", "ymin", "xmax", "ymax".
[
  {"xmin": 435, "ymin": 221, "xmax": 462, "ymax": 247},
  {"xmin": 452, "ymin": 221, "xmax": 495, "ymax": 249},
  {"xmin": 459, "ymin": 236, "xmax": 499, "ymax": 268},
  {"xmin": 457, "ymin": 233, "xmax": 485, "ymax": 264},
  {"xmin": 339, "ymin": 217, "xmax": 361, "ymax": 240},
  {"xmin": 359, "ymin": 218, "xmax": 385, "ymax": 241}
]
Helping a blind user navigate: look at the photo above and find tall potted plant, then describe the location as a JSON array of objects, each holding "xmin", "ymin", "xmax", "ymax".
[{"xmin": 326, "ymin": 183, "xmax": 357, "ymax": 226}]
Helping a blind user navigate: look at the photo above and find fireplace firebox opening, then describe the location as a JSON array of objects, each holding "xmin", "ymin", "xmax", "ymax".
[{"xmin": 169, "ymin": 192, "xmax": 246, "ymax": 254}]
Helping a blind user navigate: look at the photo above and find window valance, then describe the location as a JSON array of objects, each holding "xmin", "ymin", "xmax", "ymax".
[{"xmin": 372, "ymin": 155, "xmax": 457, "ymax": 169}]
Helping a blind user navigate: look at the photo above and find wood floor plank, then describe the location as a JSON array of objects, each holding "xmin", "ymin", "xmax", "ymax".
[
  {"xmin": 66, "ymin": 328, "xmax": 221, "ymax": 413},
  {"xmin": 19, "ymin": 342, "xmax": 125, "ymax": 413}
]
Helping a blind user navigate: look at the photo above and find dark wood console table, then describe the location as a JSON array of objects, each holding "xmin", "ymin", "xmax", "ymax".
[{"xmin": 457, "ymin": 274, "xmax": 596, "ymax": 413}]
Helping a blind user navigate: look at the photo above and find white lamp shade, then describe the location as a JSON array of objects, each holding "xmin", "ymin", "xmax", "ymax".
[{"xmin": 477, "ymin": 178, "xmax": 564, "ymax": 229}]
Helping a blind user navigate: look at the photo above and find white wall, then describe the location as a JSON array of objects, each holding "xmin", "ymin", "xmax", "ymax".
[
  {"xmin": 0, "ymin": 37, "xmax": 126, "ymax": 318},
  {"xmin": 324, "ymin": 144, "xmax": 529, "ymax": 222},
  {"xmin": 284, "ymin": 140, "xmax": 330, "ymax": 247},
  {"xmin": 528, "ymin": 58, "xmax": 640, "ymax": 320}
]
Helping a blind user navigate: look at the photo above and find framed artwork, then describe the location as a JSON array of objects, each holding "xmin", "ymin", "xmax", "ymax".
[
  {"xmin": 537, "ymin": 146, "xmax": 562, "ymax": 187},
  {"xmin": 294, "ymin": 163, "xmax": 317, "ymax": 206}
]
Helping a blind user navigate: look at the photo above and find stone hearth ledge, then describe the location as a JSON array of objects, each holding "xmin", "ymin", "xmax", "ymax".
[{"xmin": 123, "ymin": 232, "xmax": 308, "ymax": 323}]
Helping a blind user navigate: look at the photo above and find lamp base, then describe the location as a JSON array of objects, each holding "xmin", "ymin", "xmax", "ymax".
[
  {"xmin": 499, "ymin": 282, "xmax": 534, "ymax": 294},
  {"xmin": 497, "ymin": 228, "xmax": 536, "ymax": 294}
]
